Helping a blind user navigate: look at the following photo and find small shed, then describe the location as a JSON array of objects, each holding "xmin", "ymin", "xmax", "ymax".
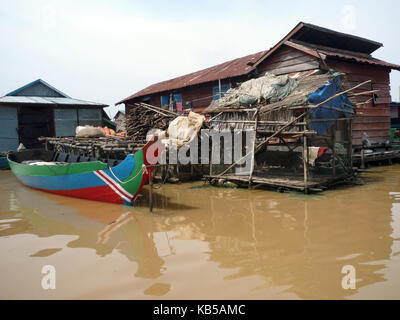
[
  {"xmin": 0, "ymin": 79, "xmax": 108, "ymax": 151},
  {"xmin": 113, "ymin": 111, "xmax": 126, "ymax": 132}
]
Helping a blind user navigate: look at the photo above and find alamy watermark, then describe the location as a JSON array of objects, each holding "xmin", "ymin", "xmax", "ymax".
[
  {"xmin": 341, "ymin": 265, "xmax": 356, "ymax": 290},
  {"xmin": 41, "ymin": 265, "xmax": 56, "ymax": 290},
  {"xmin": 146, "ymin": 129, "xmax": 256, "ymax": 175}
]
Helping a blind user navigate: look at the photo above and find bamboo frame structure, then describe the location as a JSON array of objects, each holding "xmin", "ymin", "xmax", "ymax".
[{"xmin": 205, "ymin": 75, "xmax": 370, "ymax": 193}]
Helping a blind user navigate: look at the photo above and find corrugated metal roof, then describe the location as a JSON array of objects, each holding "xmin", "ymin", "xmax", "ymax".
[
  {"xmin": 290, "ymin": 22, "xmax": 383, "ymax": 55},
  {"xmin": 118, "ymin": 22, "xmax": 400, "ymax": 105},
  {"xmin": 253, "ymin": 22, "xmax": 395, "ymax": 69},
  {"xmin": 117, "ymin": 50, "xmax": 267, "ymax": 104},
  {"xmin": 0, "ymin": 95, "xmax": 108, "ymax": 107},
  {"xmin": 285, "ymin": 40, "xmax": 400, "ymax": 71}
]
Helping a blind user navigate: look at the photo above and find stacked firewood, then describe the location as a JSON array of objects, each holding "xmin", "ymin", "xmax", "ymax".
[{"xmin": 126, "ymin": 103, "xmax": 178, "ymax": 140}]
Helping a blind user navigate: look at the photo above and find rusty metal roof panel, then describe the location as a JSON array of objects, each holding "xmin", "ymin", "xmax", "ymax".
[
  {"xmin": 320, "ymin": 49, "xmax": 400, "ymax": 70},
  {"xmin": 253, "ymin": 22, "xmax": 387, "ymax": 69},
  {"xmin": 291, "ymin": 23, "xmax": 383, "ymax": 55},
  {"xmin": 285, "ymin": 40, "xmax": 400, "ymax": 71},
  {"xmin": 117, "ymin": 50, "xmax": 267, "ymax": 104}
]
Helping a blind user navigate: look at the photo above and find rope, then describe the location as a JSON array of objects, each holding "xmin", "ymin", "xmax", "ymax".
[{"xmin": 108, "ymin": 164, "xmax": 150, "ymax": 184}]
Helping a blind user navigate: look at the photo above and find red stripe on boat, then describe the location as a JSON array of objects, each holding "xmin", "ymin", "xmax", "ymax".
[
  {"xmin": 33, "ymin": 185, "xmax": 125, "ymax": 204},
  {"xmin": 96, "ymin": 170, "xmax": 133, "ymax": 200}
]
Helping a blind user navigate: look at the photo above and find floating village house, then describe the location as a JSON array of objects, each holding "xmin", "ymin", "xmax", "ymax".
[
  {"xmin": 118, "ymin": 22, "xmax": 400, "ymax": 148},
  {"xmin": 116, "ymin": 22, "xmax": 400, "ymax": 192},
  {"xmin": 0, "ymin": 79, "xmax": 108, "ymax": 152}
]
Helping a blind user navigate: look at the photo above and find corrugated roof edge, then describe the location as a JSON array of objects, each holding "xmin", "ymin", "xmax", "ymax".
[
  {"xmin": 285, "ymin": 40, "xmax": 400, "ymax": 71},
  {"xmin": 0, "ymin": 96, "xmax": 108, "ymax": 107},
  {"xmin": 300, "ymin": 22, "xmax": 383, "ymax": 51},
  {"xmin": 5, "ymin": 79, "xmax": 71, "ymax": 98},
  {"xmin": 253, "ymin": 21, "xmax": 386, "ymax": 68},
  {"xmin": 116, "ymin": 50, "xmax": 267, "ymax": 105}
]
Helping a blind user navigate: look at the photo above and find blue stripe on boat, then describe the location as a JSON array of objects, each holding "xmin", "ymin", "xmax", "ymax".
[{"xmin": 15, "ymin": 154, "xmax": 135, "ymax": 191}]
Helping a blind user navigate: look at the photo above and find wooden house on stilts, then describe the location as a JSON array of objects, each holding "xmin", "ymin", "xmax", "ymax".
[{"xmin": 204, "ymin": 72, "xmax": 363, "ymax": 193}]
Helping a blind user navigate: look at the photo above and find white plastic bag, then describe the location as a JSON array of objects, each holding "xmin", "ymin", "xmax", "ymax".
[
  {"xmin": 76, "ymin": 126, "xmax": 105, "ymax": 138},
  {"xmin": 146, "ymin": 129, "xmax": 166, "ymax": 142}
]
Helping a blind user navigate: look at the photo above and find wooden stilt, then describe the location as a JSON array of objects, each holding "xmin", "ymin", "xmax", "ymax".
[
  {"xmin": 332, "ymin": 124, "xmax": 336, "ymax": 177},
  {"xmin": 149, "ymin": 169, "xmax": 155, "ymax": 213},
  {"xmin": 249, "ymin": 109, "xmax": 259, "ymax": 187},
  {"xmin": 361, "ymin": 149, "xmax": 365, "ymax": 169},
  {"xmin": 303, "ymin": 116, "xmax": 309, "ymax": 194},
  {"xmin": 349, "ymin": 119, "xmax": 353, "ymax": 170}
]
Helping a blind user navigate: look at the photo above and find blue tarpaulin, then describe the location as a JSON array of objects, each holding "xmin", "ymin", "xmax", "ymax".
[{"xmin": 307, "ymin": 77, "xmax": 353, "ymax": 136}]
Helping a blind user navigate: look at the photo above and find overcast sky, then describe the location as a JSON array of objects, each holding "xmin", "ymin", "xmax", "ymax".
[{"xmin": 0, "ymin": 0, "xmax": 399, "ymax": 118}]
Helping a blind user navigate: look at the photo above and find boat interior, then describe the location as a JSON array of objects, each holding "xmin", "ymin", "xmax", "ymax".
[{"xmin": 8, "ymin": 149, "xmax": 122, "ymax": 167}]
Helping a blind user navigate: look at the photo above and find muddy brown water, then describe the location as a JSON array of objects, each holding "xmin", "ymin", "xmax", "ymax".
[{"xmin": 1, "ymin": 168, "xmax": 400, "ymax": 300}]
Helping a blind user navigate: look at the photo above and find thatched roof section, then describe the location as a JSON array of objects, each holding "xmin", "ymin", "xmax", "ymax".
[
  {"xmin": 259, "ymin": 73, "xmax": 338, "ymax": 114},
  {"xmin": 205, "ymin": 73, "xmax": 339, "ymax": 114}
]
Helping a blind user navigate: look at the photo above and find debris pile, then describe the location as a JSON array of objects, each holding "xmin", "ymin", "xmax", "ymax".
[{"xmin": 126, "ymin": 103, "xmax": 177, "ymax": 140}]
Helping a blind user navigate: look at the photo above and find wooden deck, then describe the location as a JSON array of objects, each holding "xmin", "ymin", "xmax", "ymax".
[
  {"xmin": 353, "ymin": 149, "xmax": 400, "ymax": 166},
  {"xmin": 205, "ymin": 172, "xmax": 353, "ymax": 192}
]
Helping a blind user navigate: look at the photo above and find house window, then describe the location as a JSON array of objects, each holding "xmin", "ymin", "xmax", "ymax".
[
  {"xmin": 161, "ymin": 93, "xmax": 183, "ymax": 112},
  {"xmin": 161, "ymin": 96, "xmax": 169, "ymax": 108},
  {"xmin": 142, "ymin": 96, "xmax": 151, "ymax": 104},
  {"xmin": 173, "ymin": 93, "xmax": 183, "ymax": 112},
  {"xmin": 212, "ymin": 83, "xmax": 230, "ymax": 100}
]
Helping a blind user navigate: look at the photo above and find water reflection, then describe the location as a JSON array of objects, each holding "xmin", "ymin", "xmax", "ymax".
[
  {"xmin": 1, "ymin": 187, "xmax": 167, "ymax": 282},
  {"xmin": 1, "ymin": 167, "xmax": 400, "ymax": 299}
]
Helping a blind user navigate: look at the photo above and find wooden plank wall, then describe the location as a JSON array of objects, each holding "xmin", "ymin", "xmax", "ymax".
[
  {"xmin": 326, "ymin": 60, "xmax": 392, "ymax": 146},
  {"xmin": 256, "ymin": 45, "xmax": 320, "ymax": 75}
]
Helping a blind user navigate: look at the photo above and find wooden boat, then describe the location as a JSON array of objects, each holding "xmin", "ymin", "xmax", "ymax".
[
  {"xmin": 0, "ymin": 154, "xmax": 10, "ymax": 170},
  {"xmin": 7, "ymin": 138, "xmax": 160, "ymax": 205}
]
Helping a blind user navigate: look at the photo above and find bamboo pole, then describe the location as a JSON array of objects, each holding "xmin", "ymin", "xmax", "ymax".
[
  {"xmin": 209, "ymin": 119, "xmax": 307, "ymax": 125},
  {"xmin": 303, "ymin": 133, "xmax": 309, "ymax": 193},
  {"xmin": 302, "ymin": 112, "xmax": 309, "ymax": 193},
  {"xmin": 317, "ymin": 105, "xmax": 354, "ymax": 114},
  {"xmin": 134, "ymin": 103, "xmax": 174, "ymax": 117},
  {"xmin": 208, "ymin": 112, "xmax": 223, "ymax": 122},
  {"xmin": 248, "ymin": 109, "xmax": 259, "ymax": 186},
  {"xmin": 348, "ymin": 89, "xmax": 379, "ymax": 97},
  {"xmin": 355, "ymin": 98, "xmax": 373, "ymax": 106},
  {"xmin": 138, "ymin": 102, "xmax": 179, "ymax": 117}
]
